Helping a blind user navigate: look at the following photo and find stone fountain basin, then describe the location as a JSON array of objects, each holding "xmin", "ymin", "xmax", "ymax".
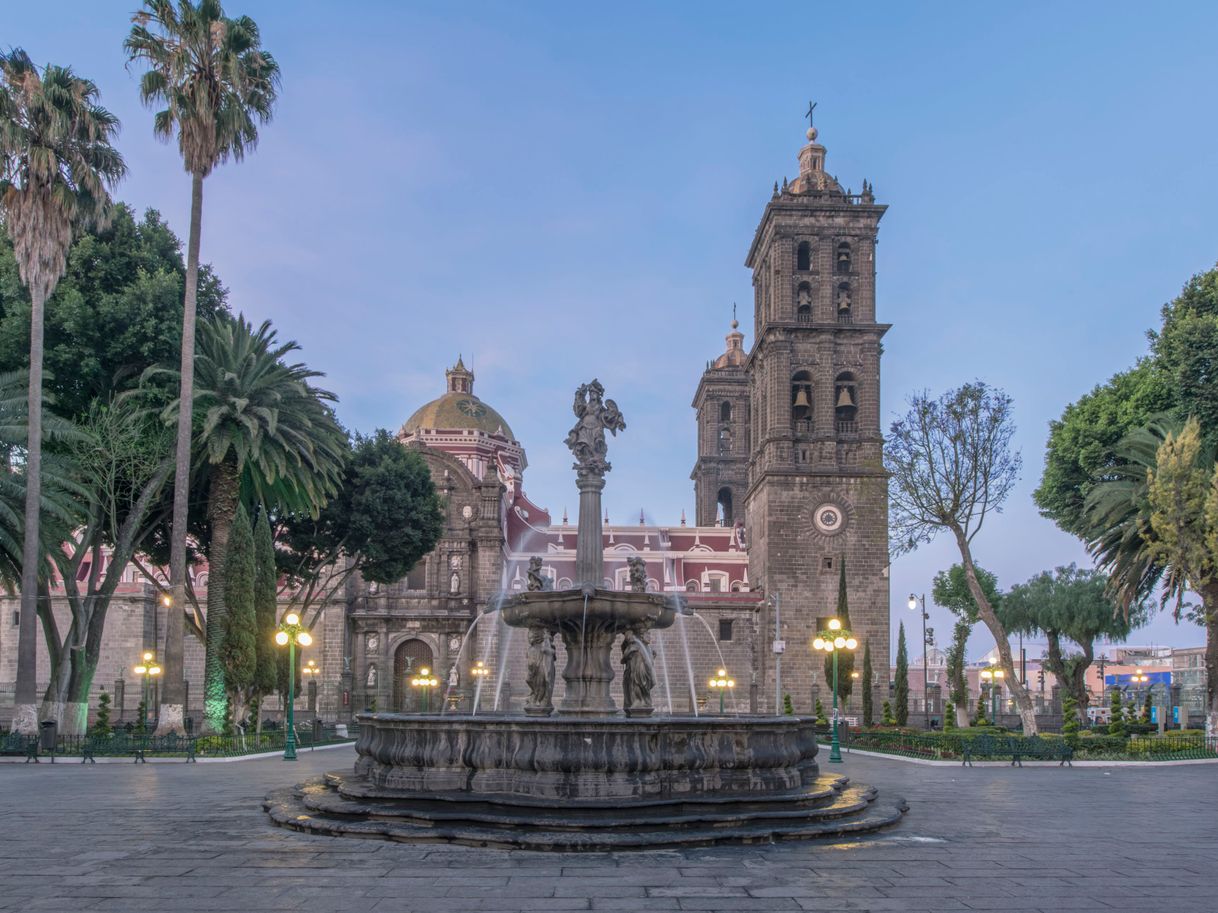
[
  {"xmin": 352, "ymin": 713, "xmax": 819, "ymax": 801},
  {"xmin": 499, "ymin": 587, "xmax": 678, "ymax": 632}
]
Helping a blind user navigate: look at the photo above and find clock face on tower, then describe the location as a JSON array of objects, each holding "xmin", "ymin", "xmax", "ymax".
[
  {"xmin": 813, "ymin": 504, "xmax": 845, "ymax": 535},
  {"xmin": 456, "ymin": 398, "xmax": 487, "ymax": 418}
]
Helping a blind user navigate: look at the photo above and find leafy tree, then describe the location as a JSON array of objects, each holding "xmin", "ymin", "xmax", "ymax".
[
  {"xmin": 1107, "ymin": 688, "xmax": 1125, "ymax": 736},
  {"xmin": 0, "ymin": 204, "xmax": 227, "ymax": 420},
  {"xmin": 894, "ymin": 622, "xmax": 909, "ymax": 726},
  {"xmin": 1001, "ymin": 565, "xmax": 1140, "ymax": 725},
  {"xmin": 126, "ymin": 0, "xmax": 280, "ymax": 732},
  {"xmin": 823, "ymin": 559, "xmax": 854, "ymax": 703},
  {"xmin": 91, "ymin": 688, "xmax": 112, "ymax": 738},
  {"xmin": 146, "ymin": 313, "xmax": 346, "ymax": 732},
  {"xmin": 861, "ymin": 641, "xmax": 874, "ymax": 727},
  {"xmin": 1086, "ymin": 418, "xmax": 1218, "ymax": 736},
  {"xmin": 0, "ymin": 48, "xmax": 125, "ymax": 733},
  {"xmin": 1035, "ymin": 361, "xmax": 1172, "ymax": 537},
  {"xmin": 934, "ymin": 562, "xmax": 1001, "ymax": 728},
  {"xmin": 276, "ymin": 430, "xmax": 444, "ymax": 627},
  {"xmin": 251, "ymin": 506, "xmax": 277, "ymax": 733},
  {"xmin": 1150, "ymin": 265, "xmax": 1218, "ymax": 442},
  {"xmin": 1061, "ymin": 694, "xmax": 1081, "ymax": 739},
  {"xmin": 888, "ymin": 383, "xmax": 1038, "ymax": 733},
  {"xmin": 220, "ymin": 503, "xmax": 257, "ymax": 728}
]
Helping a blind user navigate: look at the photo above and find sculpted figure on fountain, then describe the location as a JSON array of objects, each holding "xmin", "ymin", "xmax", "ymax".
[
  {"xmin": 565, "ymin": 379, "xmax": 626, "ymax": 479},
  {"xmin": 627, "ymin": 556, "xmax": 647, "ymax": 593},
  {"xmin": 621, "ymin": 626, "xmax": 656, "ymax": 717},
  {"xmin": 525, "ymin": 625, "xmax": 556, "ymax": 716}
]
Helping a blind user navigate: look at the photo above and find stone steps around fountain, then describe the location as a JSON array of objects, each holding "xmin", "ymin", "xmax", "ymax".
[
  {"xmin": 263, "ymin": 776, "xmax": 907, "ymax": 850},
  {"xmin": 330, "ymin": 769, "xmax": 846, "ymax": 814}
]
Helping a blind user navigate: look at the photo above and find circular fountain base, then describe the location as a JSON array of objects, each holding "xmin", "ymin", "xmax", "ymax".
[{"xmin": 263, "ymin": 714, "xmax": 906, "ymax": 849}]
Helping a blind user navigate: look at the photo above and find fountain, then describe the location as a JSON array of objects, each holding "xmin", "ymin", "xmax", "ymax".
[{"xmin": 264, "ymin": 380, "xmax": 905, "ymax": 848}]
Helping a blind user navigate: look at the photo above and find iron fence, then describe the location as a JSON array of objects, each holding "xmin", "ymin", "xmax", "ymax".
[{"xmin": 824, "ymin": 728, "xmax": 1218, "ymax": 762}]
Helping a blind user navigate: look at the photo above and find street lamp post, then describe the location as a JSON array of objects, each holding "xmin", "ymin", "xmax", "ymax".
[
  {"xmin": 410, "ymin": 667, "xmax": 439, "ymax": 713},
  {"xmin": 908, "ymin": 594, "xmax": 931, "ymax": 729},
  {"xmin": 1131, "ymin": 668, "xmax": 1149, "ymax": 721},
  {"xmin": 813, "ymin": 618, "xmax": 858, "ymax": 763},
  {"xmin": 979, "ymin": 664, "xmax": 1005, "ymax": 724},
  {"xmin": 133, "ymin": 651, "xmax": 161, "ymax": 733},
  {"xmin": 275, "ymin": 611, "xmax": 313, "ymax": 761},
  {"xmin": 708, "ymin": 668, "xmax": 735, "ymax": 714}
]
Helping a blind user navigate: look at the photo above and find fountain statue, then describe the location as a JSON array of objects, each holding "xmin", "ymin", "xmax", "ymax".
[{"xmin": 265, "ymin": 380, "xmax": 905, "ymax": 849}]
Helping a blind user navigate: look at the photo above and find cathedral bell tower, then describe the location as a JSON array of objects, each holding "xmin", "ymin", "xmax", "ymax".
[
  {"xmin": 743, "ymin": 117, "xmax": 890, "ymax": 714},
  {"xmin": 691, "ymin": 312, "xmax": 750, "ymax": 526}
]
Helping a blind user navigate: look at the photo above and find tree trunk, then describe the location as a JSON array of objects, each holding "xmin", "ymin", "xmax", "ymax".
[
  {"xmin": 951, "ymin": 526, "xmax": 1039, "ymax": 734},
  {"xmin": 13, "ymin": 286, "xmax": 47, "ymax": 735},
  {"xmin": 202, "ymin": 458, "xmax": 239, "ymax": 734},
  {"xmin": 1202, "ymin": 583, "xmax": 1218, "ymax": 741},
  {"xmin": 158, "ymin": 170, "xmax": 205, "ymax": 736}
]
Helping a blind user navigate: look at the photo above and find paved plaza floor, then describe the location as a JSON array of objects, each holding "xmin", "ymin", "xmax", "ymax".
[{"xmin": 1, "ymin": 745, "xmax": 1215, "ymax": 913}]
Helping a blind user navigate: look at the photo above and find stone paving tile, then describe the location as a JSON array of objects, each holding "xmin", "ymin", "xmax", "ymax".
[{"xmin": 2, "ymin": 747, "xmax": 1217, "ymax": 913}]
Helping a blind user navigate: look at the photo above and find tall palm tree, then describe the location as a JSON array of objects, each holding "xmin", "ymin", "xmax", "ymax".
[
  {"xmin": 0, "ymin": 50, "xmax": 124, "ymax": 733},
  {"xmin": 1085, "ymin": 417, "xmax": 1218, "ymax": 735},
  {"xmin": 125, "ymin": 0, "xmax": 280, "ymax": 733},
  {"xmin": 149, "ymin": 313, "xmax": 344, "ymax": 732}
]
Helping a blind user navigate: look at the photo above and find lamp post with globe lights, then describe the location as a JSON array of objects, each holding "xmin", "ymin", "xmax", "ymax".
[
  {"xmin": 470, "ymin": 660, "xmax": 490, "ymax": 712},
  {"xmin": 908, "ymin": 593, "xmax": 931, "ymax": 729},
  {"xmin": 813, "ymin": 618, "xmax": 857, "ymax": 763},
  {"xmin": 275, "ymin": 612, "xmax": 312, "ymax": 761},
  {"xmin": 133, "ymin": 651, "xmax": 161, "ymax": 733},
  {"xmin": 411, "ymin": 667, "xmax": 439, "ymax": 713},
  {"xmin": 979, "ymin": 663, "xmax": 1004, "ymax": 724},
  {"xmin": 708, "ymin": 668, "xmax": 735, "ymax": 714}
]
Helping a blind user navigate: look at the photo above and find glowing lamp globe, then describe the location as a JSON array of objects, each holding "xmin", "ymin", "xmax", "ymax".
[
  {"xmin": 813, "ymin": 638, "xmax": 825, "ymax": 650},
  {"xmin": 275, "ymin": 631, "xmax": 290, "ymax": 646},
  {"xmin": 297, "ymin": 631, "xmax": 313, "ymax": 647},
  {"xmin": 845, "ymin": 638, "xmax": 858, "ymax": 650},
  {"xmin": 284, "ymin": 612, "xmax": 300, "ymax": 626},
  {"xmin": 828, "ymin": 618, "xmax": 842, "ymax": 631}
]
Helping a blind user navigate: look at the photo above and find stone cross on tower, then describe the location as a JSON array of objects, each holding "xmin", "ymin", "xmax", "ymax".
[{"xmin": 805, "ymin": 100, "xmax": 817, "ymax": 127}]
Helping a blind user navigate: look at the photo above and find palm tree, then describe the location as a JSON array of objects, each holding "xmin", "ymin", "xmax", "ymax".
[
  {"xmin": 148, "ymin": 313, "xmax": 344, "ymax": 732},
  {"xmin": 125, "ymin": 0, "xmax": 280, "ymax": 733},
  {"xmin": 1085, "ymin": 417, "xmax": 1218, "ymax": 735},
  {"xmin": 0, "ymin": 50, "xmax": 124, "ymax": 733}
]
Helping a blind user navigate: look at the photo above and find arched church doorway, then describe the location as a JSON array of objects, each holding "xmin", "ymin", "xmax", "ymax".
[{"xmin": 393, "ymin": 638, "xmax": 434, "ymax": 711}]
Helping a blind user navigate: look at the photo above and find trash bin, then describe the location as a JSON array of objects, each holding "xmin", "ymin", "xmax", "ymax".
[{"xmin": 39, "ymin": 720, "xmax": 57, "ymax": 752}]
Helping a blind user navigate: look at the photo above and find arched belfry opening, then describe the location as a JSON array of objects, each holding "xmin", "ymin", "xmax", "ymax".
[
  {"xmin": 836, "ymin": 241, "xmax": 851, "ymax": 275},
  {"xmin": 796, "ymin": 282, "xmax": 813, "ymax": 322},
  {"xmin": 716, "ymin": 487, "xmax": 734, "ymax": 526},
  {"xmin": 834, "ymin": 372, "xmax": 858, "ymax": 429},
  {"xmin": 792, "ymin": 371, "xmax": 813, "ymax": 432},
  {"xmin": 796, "ymin": 241, "xmax": 811, "ymax": 271}
]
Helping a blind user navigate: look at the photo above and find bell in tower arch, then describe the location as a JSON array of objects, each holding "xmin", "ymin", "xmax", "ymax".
[{"xmin": 836, "ymin": 386, "xmax": 855, "ymax": 409}]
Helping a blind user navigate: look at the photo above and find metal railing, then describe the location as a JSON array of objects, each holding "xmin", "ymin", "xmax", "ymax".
[{"xmin": 3, "ymin": 723, "xmax": 356, "ymax": 760}]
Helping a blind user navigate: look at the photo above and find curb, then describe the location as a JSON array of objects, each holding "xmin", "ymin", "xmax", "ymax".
[
  {"xmin": 835, "ymin": 746, "xmax": 1218, "ymax": 767},
  {"xmin": 0, "ymin": 740, "xmax": 355, "ymax": 765}
]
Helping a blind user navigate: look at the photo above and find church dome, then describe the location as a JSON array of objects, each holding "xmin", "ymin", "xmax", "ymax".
[{"xmin": 401, "ymin": 358, "xmax": 516, "ymax": 440}]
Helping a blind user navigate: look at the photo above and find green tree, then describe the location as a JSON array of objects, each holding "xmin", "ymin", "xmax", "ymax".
[
  {"xmin": 147, "ymin": 313, "xmax": 346, "ymax": 732},
  {"xmin": 220, "ymin": 503, "xmax": 256, "ymax": 728},
  {"xmin": 782, "ymin": 693, "xmax": 794, "ymax": 715},
  {"xmin": 1107, "ymin": 688, "xmax": 1125, "ymax": 736},
  {"xmin": 887, "ymin": 383, "xmax": 1038, "ymax": 733},
  {"xmin": 881, "ymin": 700, "xmax": 895, "ymax": 726},
  {"xmin": 894, "ymin": 621, "xmax": 909, "ymax": 726},
  {"xmin": 1141, "ymin": 690, "xmax": 1153, "ymax": 723},
  {"xmin": 126, "ymin": 0, "xmax": 280, "ymax": 734},
  {"xmin": 1001, "ymin": 565, "xmax": 1141, "ymax": 726},
  {"xmin": 1150, "ymin": 265, "xmax": 1218, "ymax": 442},
  {"xmin": 1035, "ymin": 361, "xmax": 1172, "ymax": 537},
  {"xmin": 1086, "ymin": 418, "xmax": 1218, "ymax": 737},
  {"xmin": 1061, "ymin": 694, "xmax": 1081, "ymax": 739},
  {"xmin": 0, "ymin": 49, "xmax": 125, "ymax": 733},
  {"xmin": 251, "ymin": 506, "xmax": 277, "ymax": 733},
  {"xmin": 814, "ymin": 699, "xmax": 827, "ymax": 727},
  {"xmin": 91, "ymin": 687, "xmax": 112, "ymax": 738},
  {"xmin": 0, "ymin": 204, "xmax": 227, "ymax": 420},
  {"xmin": 276, "ymin": 430, "xmax": 444, "ymax": 627},
  {"xmin": 974, "ymin": 693, "xmax": 988, "ymax": 726},
  {"xmin": 861, "ymin": 640, "xmax": 874, "ymax": 727},
  {"xmin": 824, "ymin": 559, "xmax": 854, "ymax": 703},
  {"xmin": 934, "ymin": 562, "xmax": 1001, "ymax": 728},
  {"xmin": 943, "ymin": 703, "xmax": 956, "ymax": 731}
]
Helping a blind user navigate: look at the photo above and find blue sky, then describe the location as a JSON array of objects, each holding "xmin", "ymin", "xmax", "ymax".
[{"xmin": 11, "ymin": 1, "xmax": 1218, "ymax": 658}]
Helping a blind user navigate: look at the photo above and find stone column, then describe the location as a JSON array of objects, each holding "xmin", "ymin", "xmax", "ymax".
[{"xmin": 575, "ymin": 474, "xmax": 605, "ymax": 587}]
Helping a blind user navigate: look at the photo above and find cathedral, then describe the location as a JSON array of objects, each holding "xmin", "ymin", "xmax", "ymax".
[{"xmin": 0, "ymin": 120, "xmax": 891, "ymax": 725}]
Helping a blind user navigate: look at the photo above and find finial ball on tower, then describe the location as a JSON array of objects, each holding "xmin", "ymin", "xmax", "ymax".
[{"xmin": 806, "ymin": 126, "xmax": 818, "ymax": 142}]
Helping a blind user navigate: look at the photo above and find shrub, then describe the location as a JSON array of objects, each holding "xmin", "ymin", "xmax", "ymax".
[
  {"xmin": 783, "ymin": 693, "xmax": 794, "ymax": 716},
  {"xmin": 1061, "ymin": 695, "xmax": 1081, "ymax": 739},
  {"xmin": 91, "ymin": 688, "xmax": 113, "ymax": 738},
  {"xmin": 881, "ymin": 700, "xmax": 895, "ymax": 726},
  {"xmin": 944, "ymin": 702, "xmax": 956, "ymax": 731},
  {"xmin": 1107, "ymin": 690, "xmax": 1125, "ymax": 736},
  {"xmin": 814, "ymin": 699, "xmax": 828, "ymax": 727}
]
